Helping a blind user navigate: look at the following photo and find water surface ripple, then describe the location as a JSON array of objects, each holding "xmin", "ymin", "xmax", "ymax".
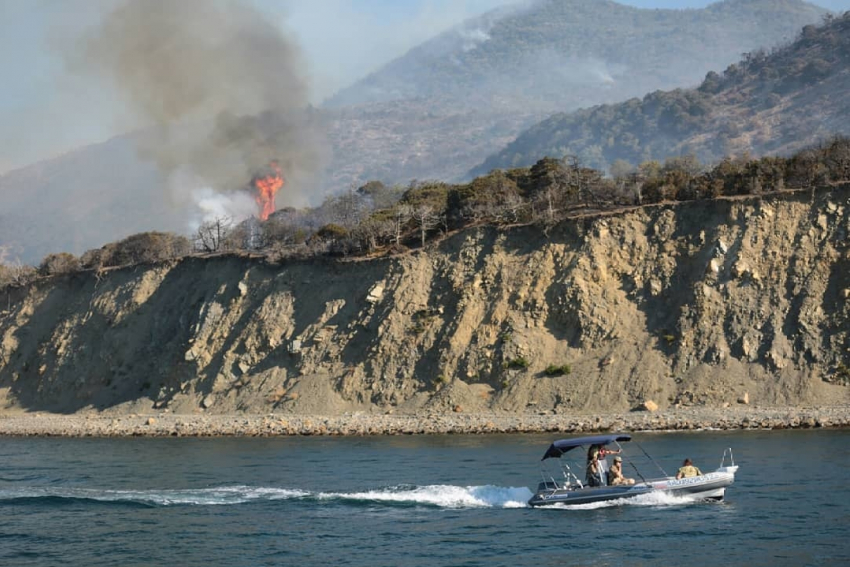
[{"xmin": 1, "ymin": 430, "xmax": 847, "ymax": 566}]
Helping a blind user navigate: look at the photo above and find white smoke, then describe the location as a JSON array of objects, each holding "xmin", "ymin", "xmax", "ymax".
[
  {"xmin": 167, "ymin": 168, "xmax": 257, "ymax": 232},
  {"xmin": 459, "ymin": 27, "xmax": 492, "ymax": 51},
  {"xmin": 189, "ymin": 188, "xmax": 257, "ymax": 230}
]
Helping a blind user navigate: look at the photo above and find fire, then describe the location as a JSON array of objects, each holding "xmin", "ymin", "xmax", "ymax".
[{"xmin": 252, "ymin": 161, "xmax": 284, "ymax": 221}]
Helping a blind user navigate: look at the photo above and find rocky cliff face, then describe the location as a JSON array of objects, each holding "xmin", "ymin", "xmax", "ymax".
[{"xmin": 2, "ymin": 187, "xmax": 849, "ymax": 415}]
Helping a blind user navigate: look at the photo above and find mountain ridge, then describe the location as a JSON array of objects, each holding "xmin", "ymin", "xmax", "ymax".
[{"xmin": 474, "ymin": 8, "xmax": 850, "ymax": 175}]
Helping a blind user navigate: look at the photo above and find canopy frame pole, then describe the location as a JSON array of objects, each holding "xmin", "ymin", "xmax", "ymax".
[
  {"xmin": 540, "ymin": 462, "xmax": 560, "ymax": 490},
  {"xmin": 633, "ymin": 440, "xmax": 669, "ymax": 478},
  {"xmin": 610, "ymin": 440, "xmax": 650, "ymax": 486}
]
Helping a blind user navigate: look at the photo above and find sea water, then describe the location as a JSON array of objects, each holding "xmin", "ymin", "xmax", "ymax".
[{"xmin": 1, "ymin": 429, "xmax": 847, "ymax": 566}]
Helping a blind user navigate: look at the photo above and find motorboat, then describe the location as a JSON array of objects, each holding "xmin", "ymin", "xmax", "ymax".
[{"xmin": 528, "ymin": 433, "xmax": 738, "ymax": 507}]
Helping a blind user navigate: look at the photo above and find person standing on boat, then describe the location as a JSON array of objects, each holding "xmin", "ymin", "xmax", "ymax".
[
  {"xmin": 586, "ymin": 444, "xmax": 621, "ymax": 486},
  {"xmin": 676, "ymin": 458, "xmax": 702, "ymax": 479},
  {"xmin": 586, "ymin": 448, "xmax": 602, "ymax": 486},
  {"xmin": 608, "ymin": 456, "xmax": 635, "ymax": 486},
  {"xmin": 594, "ymin": 445, "xmax": 621, "ymax": 485}
]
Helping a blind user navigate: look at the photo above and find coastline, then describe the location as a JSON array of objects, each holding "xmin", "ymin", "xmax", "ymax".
[{"xmin": 0, "ymin": 405, "xmax": 848, "ymax": 437}]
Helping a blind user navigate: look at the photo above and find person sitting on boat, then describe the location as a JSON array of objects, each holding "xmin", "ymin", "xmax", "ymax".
[
  {"xmin": 607, "ymin": 456, "xmax": 635, "ymax": 486},
  {"xmin": 676, "ymin": 458, "xmax": 703, "ymax": 479}
]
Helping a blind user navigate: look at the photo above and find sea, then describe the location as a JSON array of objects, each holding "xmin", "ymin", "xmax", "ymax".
[{"xmin": 0, "ymin": 428, "xmax": 847, "ymax": 566}]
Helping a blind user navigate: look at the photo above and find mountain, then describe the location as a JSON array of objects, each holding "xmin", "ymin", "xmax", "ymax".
[
  {"xmin": 0, "ymin": 135, "xmax": 182, "ymax": 265},
  {"xmin": 0, "ymin": 0, "xmax": 829, "ymax": 265},
  {"xmin": 474, "ymin": 10, "xmax": 850, "ymax": 175},
  {"xmin": 330, "ymin": 0, "xmax": 826, "ymax": 110},
  {"xmin": 320, "ymin": 0, "xmax": 828, "ymax": 190}
]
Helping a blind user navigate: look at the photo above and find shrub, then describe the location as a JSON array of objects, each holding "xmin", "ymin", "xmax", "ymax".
[
  {"xmin": 544, "ymin": 364, "xmax": 571, "ymax": 376},
  {"xmin": 506, "ymin": 356, "xmax": 530, "ymax": 369},
  {"xmin": 102, "ymin": 232, "xmax": 191, "ymax": 267},
  {"xmin": 0, "ymin": 263, "xmax": 36, "ymax": 288},
  {"xmin": 314, "ymin": 223, "xmax": 349, "ymax": 241},
  {"xmin": 38, "ymin": 252, "xmax": 81, "ymax": 276},
  {"xmin": 80, "ymin": 248, "xmax": 105, "ymax": 270}
]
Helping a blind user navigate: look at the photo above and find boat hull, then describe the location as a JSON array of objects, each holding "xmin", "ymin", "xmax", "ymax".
[{"xmin": 528, "ymin": 467, "xmax": 737, "ymax": 507}]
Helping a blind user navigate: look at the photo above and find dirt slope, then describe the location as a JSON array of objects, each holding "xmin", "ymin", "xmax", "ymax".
[{"xmin": 1, "ymin": 186, "xmax": 848, "ymax": 416}]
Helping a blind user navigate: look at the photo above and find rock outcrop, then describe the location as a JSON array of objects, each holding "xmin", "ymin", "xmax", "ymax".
[{"xmin": 1, "ymin": 187, "xmax": 849, "ymax": 415}]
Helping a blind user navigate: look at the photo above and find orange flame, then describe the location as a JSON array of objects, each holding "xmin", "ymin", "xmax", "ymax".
[{"xmin": 252, "ymin": 161, "xmax": 284, "ymax": 221}]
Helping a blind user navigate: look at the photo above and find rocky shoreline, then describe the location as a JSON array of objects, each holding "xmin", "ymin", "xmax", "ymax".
[{"xmin": 0, "ymin": 406, "xmax": 848, "ymax": 437}]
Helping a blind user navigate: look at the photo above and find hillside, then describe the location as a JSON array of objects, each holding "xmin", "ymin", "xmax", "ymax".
[
  {"xmin": 0, "ymin": 135, "xmax": 181, "ymax": 264},
  {"xmin": 1, "ymin": 186, "xmax": 848, "ymax": 416},
  {"xmin": 327, "ymin": 0, "xmax": 827, "ymax": 187},
  {"xmin": 0, "ymin": 0, "xmax": 828, "ymax": 266},
  {"xmin": 330, "ymin": 0, "xmax": 825, "ymax": 110},
  {"xmin": 475, "ymin": 10, "xmax": 850, "ymax": 175}
]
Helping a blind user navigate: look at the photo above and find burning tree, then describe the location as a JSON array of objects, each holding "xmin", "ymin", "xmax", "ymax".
[{"xmin": 251, "ymin": 161, "xmax": 284, "ymax": 221}]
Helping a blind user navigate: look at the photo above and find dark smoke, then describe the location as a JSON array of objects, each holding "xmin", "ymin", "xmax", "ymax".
[{"xmin": 77, "ymin": 0, "xmax": 327, "ymax": 218}]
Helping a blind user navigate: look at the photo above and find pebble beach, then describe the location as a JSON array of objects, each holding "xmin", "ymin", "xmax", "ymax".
[{"xmin": 1, "ymin": 405, "xmax": 848, "ymax": 437}]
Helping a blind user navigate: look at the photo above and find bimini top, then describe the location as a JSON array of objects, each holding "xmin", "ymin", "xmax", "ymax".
[{"xmin": 541, "ymin": 434, "xmax": 632, "ymax": 460}]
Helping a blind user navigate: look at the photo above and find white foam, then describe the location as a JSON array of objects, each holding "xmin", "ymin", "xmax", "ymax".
[
  {"xmin": 0, "ymin": 486, "xmax": 308, "ymax": 506},
  {"xmin": 317, "ymin": 485, "xmax": 534, "ymax": 509},
  {"xmin": 544, "ymin": 490, "xmax": 705, "ymax": 510},
  {"xmin": 0, "ymin": 484, "xmax": 533, "ymax": 509}
]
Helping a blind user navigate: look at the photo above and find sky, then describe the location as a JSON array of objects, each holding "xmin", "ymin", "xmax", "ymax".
[{"xmin": 1, "ymin": 0, "xmax": 849, "ymax": 174}]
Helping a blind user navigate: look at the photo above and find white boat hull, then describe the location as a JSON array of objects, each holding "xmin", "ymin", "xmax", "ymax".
[{"xmin": 528, "ymin": 466, "xmax": 738, "ymax": 507}]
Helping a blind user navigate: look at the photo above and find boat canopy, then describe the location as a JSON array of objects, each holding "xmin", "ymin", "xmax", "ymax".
[{"xmin": 541, "ymin": 434, "xmax": 632, "ymax": 460}]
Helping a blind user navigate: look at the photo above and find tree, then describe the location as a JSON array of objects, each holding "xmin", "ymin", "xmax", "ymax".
[
  {"xmin": 528, "ymin": 157, "xmax": 569, "ymax": 222},
  {"xmin": 194, "ymin": 217, "xmax": 233, "ymax": 253},
  {"xmin": 610, "ymin": 159, "xmax": 635, "ymax": 181},
  {"xmin": 262, "ymin": 216, "xmax": 309, "ymax": 248},
  {"xmin": 351, "ymin": 217, "xmax": 393, "ymax": 254},
  {"xmin": 322, "ymin": 187, "xmax": 368, "ymax": 228},
  {"xmin": 391, "ymin": 204, "xmax": 413, "ymax": 245},
  {"xmin": 410, "ymin": 204, "xmax": 440, "ymax": 247},
  {"xmin": 357, "ymin": 181, "xmax": 404, "ymax": 210},
  {"xmin": 313, "ymin": 223, "xmax": 351, "ymax": 255},
  {"xmin": 0, "ymin": 261, "xmax": 36, "ymax": 288},
  {"xmin": 822, "ymin": 136, "xmax": 850, "ymax": 182}
]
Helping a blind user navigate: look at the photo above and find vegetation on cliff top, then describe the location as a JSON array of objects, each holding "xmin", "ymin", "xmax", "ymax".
[{"xmin": 2, "ymin": 137, "xmax": 849, "ymax": 291}]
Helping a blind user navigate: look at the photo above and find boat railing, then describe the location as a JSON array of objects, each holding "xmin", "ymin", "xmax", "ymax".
[
  {"xmin": 538, "ymin": 461, "xmax": 584, "ymax": 491},
  {"xmin": 538, "ymin": 466, "xmax": 563, "ymax": 491},
  {"xmin": 561, "ymin": 462, "xmax": 583, "ymax": 488},
  {"xmin": 720, "ymin": 447, "xmax": 735, "ymax": 468}
]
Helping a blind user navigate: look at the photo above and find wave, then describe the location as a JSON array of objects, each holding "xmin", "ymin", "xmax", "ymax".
[{"xmin": 0, "ymin": 484, "xmax": 533, "ymax": 509}]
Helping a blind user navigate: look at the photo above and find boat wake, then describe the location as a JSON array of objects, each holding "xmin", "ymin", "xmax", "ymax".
[
  {"xmin": 0, "ymin": 484, "xmax": 534, "ymax": 509},
  {"xmin": 316, "ymin": 484, "xmax": 533, "ymax": 509}
]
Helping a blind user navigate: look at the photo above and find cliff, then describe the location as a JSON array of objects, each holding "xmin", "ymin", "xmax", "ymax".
[{"xmin": 1, "ymin": 186, "xmax": 849, "ymax": 416}]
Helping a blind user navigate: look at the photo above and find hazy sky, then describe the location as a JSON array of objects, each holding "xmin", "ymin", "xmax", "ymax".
[{"xmin": 1, "ymin": 0, "xmax": 848, "ymax": 174}]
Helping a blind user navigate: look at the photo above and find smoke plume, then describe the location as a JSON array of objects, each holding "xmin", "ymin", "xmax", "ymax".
[{"xmin": 77, "ymin": 0, "xmax": 327, "ymax": 222}]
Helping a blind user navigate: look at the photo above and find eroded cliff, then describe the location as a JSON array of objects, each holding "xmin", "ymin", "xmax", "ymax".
[{"xmin": 2, "ymin": 187, "xmax": 849, "ymax": 415}]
